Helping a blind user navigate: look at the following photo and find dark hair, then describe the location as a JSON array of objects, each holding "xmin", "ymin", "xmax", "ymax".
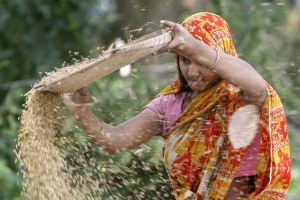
[{"xmin": 177, "ymin": 60, "xmax": 191, "ymax": 92}]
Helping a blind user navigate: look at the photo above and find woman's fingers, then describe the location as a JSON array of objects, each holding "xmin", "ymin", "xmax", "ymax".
[
  {"xmin": 156, "ymin": 20, "xmax": 180, "ymax": 54},
  {"xmin": 62, "ymin": 93, "xmax": 75, "ymax": 107},
  {"xmin": 155, "ymin": 19, "xmax": 197, "ymax": 57},
  {"xmin": 161, "ymin": 20, "xmax": 186, "ymax": 33},
  {"xmin": 160, "ymin": 20, "xmax": 177, "ymax": 29},
  {"xmin": 157, "ymin": 39, "xmax": 179, "ymax": 54},
  {"xmin": 156, "ymin": 20, "xmax": 193, "ymax": 55},
  {"xmin": 77, "ymin": 86, "xmax": 88, "ymax": 96},
  {"xmin": 62, "ymin": 87, "xmax": 89, "ymax": 105},
  {"xmin": 154, "ymin": 20, "xmax": 189, "ymax": 55}
]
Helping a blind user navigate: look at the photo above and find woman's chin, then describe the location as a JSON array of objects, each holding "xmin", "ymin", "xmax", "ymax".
[{"xmin": 188, "ymin": 81, "xmax": 208, "ymax": 92}]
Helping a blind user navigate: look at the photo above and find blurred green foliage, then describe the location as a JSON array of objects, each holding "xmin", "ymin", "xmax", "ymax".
[{"xmin": 0, "ymin": 0, "xmax": 299, "ymax": 199}]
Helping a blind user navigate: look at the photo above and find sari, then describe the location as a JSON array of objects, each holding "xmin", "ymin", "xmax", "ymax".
[{"xmin": 160, "ymin": 12, "xmax": 291, "ymax": 199}]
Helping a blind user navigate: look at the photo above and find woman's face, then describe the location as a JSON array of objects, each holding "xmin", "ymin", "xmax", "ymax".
[{"xmin": 179, "ymin": 56, "xmax": 220, "ymax": 92}]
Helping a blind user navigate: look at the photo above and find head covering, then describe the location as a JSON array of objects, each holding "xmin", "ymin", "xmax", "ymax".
[
  {"xmin": 182, "ymin": 12, "xmax": 236, "ymax": 55},
  {"xmin": 160, "ymin": 12, "xmax": 237, "ymax": 95},
  {"xmin": 159, "ymin": 12, "xmax": 291, "ymax": 199}
]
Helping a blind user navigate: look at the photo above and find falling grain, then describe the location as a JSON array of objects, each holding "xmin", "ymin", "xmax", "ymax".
[{"xmin": 15, "ymin": 90, "xmax": 98, "ymax": 199}]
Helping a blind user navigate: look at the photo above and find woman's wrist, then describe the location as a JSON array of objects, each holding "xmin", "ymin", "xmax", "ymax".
[
  {"xmin": 189, "ymin": 41, "xmax": 211, "ymax": 65},
  {"xmin": 206, "ymin": 47, "xmax": 220, "ymax": 72}
]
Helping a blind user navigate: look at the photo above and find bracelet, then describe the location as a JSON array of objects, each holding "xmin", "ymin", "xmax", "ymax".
[{"xmin": 207, "ymin": 47, "xmax": 220, "ymax": 71}]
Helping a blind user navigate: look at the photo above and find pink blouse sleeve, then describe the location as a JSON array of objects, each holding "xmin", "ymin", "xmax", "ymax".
[{"xmin": 144, "ymin": 94, "xmax": 184, "ymax": 136}]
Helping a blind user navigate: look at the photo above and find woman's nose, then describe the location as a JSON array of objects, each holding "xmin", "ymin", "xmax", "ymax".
[{"xmin": 188, "ymin": 64, "xmax": 200, "ymax": 77}]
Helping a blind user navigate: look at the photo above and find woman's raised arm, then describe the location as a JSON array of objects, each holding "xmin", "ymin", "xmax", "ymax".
[{"xmin": 159, "ymin": 20, "xmax": 266, "ymax": 106}]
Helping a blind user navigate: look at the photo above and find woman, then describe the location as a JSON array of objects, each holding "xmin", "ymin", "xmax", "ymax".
[{"xmin": 63, "ymin": 12, "xmax": 291, "ymax": 199}]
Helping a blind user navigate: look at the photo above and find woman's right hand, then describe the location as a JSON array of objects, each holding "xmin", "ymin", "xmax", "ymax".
[
  {"xmin": 62, "ymin": 87, "xmax": 89, "ymax": 115},
  {"xmin": 157, "ymin": 20, "xmax": 202, "ymax": 59}
]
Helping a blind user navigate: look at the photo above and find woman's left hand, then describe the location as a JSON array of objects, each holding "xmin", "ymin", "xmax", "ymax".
[
  {"xmin": 62, "ymin": 87, "xmax": 90, "ymax": 115},
  {"xmin": 157, "ymin": 20, "xmax": 201, "ymax": 58}
]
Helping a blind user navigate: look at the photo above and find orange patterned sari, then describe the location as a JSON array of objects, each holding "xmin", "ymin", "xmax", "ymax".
[{"xmin": 160, "ymin": 12, "xmax": 291, "ymax": 199}]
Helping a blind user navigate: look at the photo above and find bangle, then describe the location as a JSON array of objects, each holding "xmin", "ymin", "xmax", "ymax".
[{"xmin": 207, "ymin": 47, "xmax": 220, "ymax": 71}]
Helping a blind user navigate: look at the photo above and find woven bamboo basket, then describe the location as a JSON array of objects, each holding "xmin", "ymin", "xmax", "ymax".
[{"xmin": 34, "ymin": 29, "xmax": 173, "ymax": 93}]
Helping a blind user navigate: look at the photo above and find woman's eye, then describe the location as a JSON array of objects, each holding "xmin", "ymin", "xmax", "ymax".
[{"xmin": 180, "ymin": 57, "xmax": 190, "ymax": 64}]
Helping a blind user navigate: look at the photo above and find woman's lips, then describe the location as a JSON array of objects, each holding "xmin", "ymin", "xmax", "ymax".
[{"xmin": 188, "ymin": 78, "xmax": 205, "ymax": 83}]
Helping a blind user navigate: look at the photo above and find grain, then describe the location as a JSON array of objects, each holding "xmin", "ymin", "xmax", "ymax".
[{"xmin": 16, "ymin": 90, "xmax": 91, "ymax": 199}]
